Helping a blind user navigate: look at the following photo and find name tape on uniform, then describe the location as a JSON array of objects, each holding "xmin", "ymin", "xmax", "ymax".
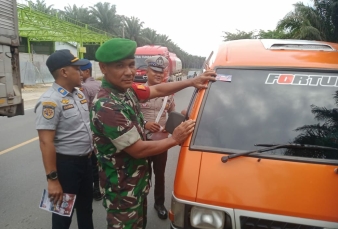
[{"xmin": 63, "ymin": 104, "xmax": 74, "ymax": 110}]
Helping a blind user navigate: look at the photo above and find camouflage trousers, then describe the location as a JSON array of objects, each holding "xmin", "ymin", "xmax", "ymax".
[{"xmin": 106, "ymin": 198, "xmax": 147, "ymax": 229}]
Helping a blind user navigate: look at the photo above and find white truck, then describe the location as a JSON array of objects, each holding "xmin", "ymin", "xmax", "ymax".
[{"xmin": 0, "ymin": 0, "xmax": 24, "ymax": 117}]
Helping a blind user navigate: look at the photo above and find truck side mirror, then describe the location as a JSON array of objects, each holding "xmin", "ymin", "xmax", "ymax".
[{"xmin": 165, "ymin": 111, "xmax": 186, "ymax": 134}]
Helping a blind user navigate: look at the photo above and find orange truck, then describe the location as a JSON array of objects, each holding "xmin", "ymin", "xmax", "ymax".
[{"xmin": 166, "ymin": 39, "xmax": 338, "ymax": 229}]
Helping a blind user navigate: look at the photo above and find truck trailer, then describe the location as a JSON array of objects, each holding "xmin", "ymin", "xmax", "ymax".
[{"xmin": 0, "ymin": 0, "xmax": 24, "ymax": 117}]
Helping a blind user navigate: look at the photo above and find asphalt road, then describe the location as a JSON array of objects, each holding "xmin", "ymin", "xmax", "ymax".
[{"xmin": 0, "ymin": 87, "xmax": 194, "ymax": 229}]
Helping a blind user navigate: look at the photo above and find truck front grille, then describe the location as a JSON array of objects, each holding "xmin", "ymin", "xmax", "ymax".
[{"xmin": 240, "ymin": 216, "xmax": 323, "ymax": 229}]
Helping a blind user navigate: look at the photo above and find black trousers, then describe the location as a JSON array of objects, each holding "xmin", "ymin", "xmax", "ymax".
[
  {"xmin": 148, "ymin": 151, "xmax": 168, "ymax": 205},
  {"xmin": 90, "ymin": 152, "xmax": 100, "ymax": 188},
  {"xmin": 52, "ymin": 154, "xmax": 94, "ymax": 229}
]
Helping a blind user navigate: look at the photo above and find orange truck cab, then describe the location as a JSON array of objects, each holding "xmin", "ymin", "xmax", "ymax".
[{"xmin": 166, "ymin": 39, "xmax": 338, "ymax": 229}]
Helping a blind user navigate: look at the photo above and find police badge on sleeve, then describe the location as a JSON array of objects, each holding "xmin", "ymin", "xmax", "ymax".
[{"xmin": 42, "ymin": 101, "xmax": 57, "ymax": 119}]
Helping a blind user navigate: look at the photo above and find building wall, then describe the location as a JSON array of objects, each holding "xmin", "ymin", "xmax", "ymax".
[
  {"xmin": 20, "ymin": 53, "xmax": 103, "ymax": 85},
  {"xmin": 55, "ymin": 42, "xmax": 78, "ymax": 57}
]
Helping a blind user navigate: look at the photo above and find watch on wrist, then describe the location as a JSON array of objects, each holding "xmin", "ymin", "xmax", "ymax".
[
  {"xmin": 144, "ymin": 120, "xmax": 148, "ymax": 126},
  {"xmin": 46, "ymin": 171, "xmax": 58, "ymax": 180}
]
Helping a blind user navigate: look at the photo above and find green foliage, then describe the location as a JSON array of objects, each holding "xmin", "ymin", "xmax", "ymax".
[
  {"xmin": 26, "ymin": 0, "xmax": 205, "ymax": 69},
  {"xmin": 26, "ymin": 0, "xmax": 56, "ymax": 14},
  {"xmin": 222, "ymin": 1, "xmax": 338, "ymax": 43},
  {"xmin": 62, "ymin": 5, "xmax": 96, "ymax": 25},
  {"xmin": 277, "ymin": 2, "xmax": 324, "ymax": 40},
  {"xmin": 122, "ymin": 16, "xmax": 145, "ymax": 46},
  {"xmin": 257, "ymin": 29, "xmax": 292, "ymax": 39},
  {"xmin": 89, "ymin": 2, "xmax": 121, "ymax": 36},
  {"xmin": 222, "ymin": 29, "xmax": 258, "ymax": 41}
]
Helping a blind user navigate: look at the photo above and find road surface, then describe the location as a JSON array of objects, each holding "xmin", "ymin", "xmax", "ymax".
[{"xmin": 0, "ymin": 87, "xmax": 194, "ymax": 229}]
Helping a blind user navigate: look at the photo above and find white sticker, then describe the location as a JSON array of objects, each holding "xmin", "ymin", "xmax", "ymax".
[{"xmin": 216, "ymin": 74, "xmax": 232, "ymax": 82}]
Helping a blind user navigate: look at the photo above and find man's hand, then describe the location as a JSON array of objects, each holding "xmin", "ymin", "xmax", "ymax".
[
  {"xmin": 145, "ymin": 122, "xmax": 161, "ymax": 132},
  {"xmin": 191, "ymin": 70, "xmax": 217, "ymax": 89},
  {"xmin": 48, "ymin": 180, "xmax": 63, "ymax": 206},
  {"xmin": 171, "ymin": 120, "xmax": 196, "ymax": 144}
]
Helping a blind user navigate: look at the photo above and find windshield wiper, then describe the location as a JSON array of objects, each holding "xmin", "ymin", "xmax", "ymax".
[{"xmin": 221, "ymin": 143, "xmax": 338, "ymax": 163}]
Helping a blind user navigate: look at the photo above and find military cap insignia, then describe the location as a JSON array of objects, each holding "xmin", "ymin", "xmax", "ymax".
[
  {"xmin": 71, "ymin": 57, "xmax": 79, "ymax": 63},
  {"xmin": 61, "ymin": 99, "xmax": 69, "ymax": 104},
  {"xmin": 42, "ymin": 101, "xmax": 57, "ymax": 120},
  {"xmin": 77, "ymin": 93, "xmax": 84, "ymax": 99},
  {"xmin": 58, "ymin": 88, "xmax": 68, "ymax": 96}
]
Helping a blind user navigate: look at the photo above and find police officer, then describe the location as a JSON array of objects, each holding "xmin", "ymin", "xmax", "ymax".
[
  {"xmin": 90, "ymin": 38, "xmax": 216, "ymax": 229},
  {"xmin": 79, "ymin": 60, "xmax": 103, "ymax": 201},
  {"xmin": 35, "ymin": 50, "xmax": 94, "ymax": 229},
  {"xmin": 140, "ymin": 55, "xmax": 174, "ymax": 220}
]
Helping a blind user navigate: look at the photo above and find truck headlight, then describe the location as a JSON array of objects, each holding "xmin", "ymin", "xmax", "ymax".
[{"xmin": 190, "ymin": 206, "xmax": 225, "ymax": 229}]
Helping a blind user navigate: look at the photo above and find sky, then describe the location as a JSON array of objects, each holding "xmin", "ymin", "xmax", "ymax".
[{"xmin": 19, "ymin": 0, "xmax": 313, "ymax": 57}]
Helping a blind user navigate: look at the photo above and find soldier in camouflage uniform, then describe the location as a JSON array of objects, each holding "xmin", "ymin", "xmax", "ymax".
[{"xmin": 90, "ymin": 38, "xmax": 217, "ymax": 229}]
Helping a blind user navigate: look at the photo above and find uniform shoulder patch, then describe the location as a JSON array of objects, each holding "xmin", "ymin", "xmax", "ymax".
[
  {"xmin": 42, "ymin": 101, "xmax": 57, "ymax": 107},
  {"xmin": 42, "ymin": 101, "xmax": 57, "ymax": 119},
  {"xmin": 63, "ymin": 104, "xmax": 75, "ymax": 110},
  {"xmin": 80, "ymin": 99, "xmax": 87, "ymax": 104}
]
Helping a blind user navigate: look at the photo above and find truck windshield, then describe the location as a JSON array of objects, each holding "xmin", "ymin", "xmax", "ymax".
[
  {"xmin": 192, "ymin": 68, "xmax": 338, "ymax": 162},
  {"xmin": 135, "ymin": 55, "xmax": 153, "ymax": 69}
]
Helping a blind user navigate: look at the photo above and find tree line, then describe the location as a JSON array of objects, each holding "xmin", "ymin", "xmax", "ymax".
[
  {"xmin": 222, "ymin": 1, "xmax": 338, "ymax": 42},
  {"xmin": 25, "ymin": 0, "xmax": 205, "ymax": 69},
  {"xmin": 25, "ymin": 0, "xmax": 337, "ymax": 68}
]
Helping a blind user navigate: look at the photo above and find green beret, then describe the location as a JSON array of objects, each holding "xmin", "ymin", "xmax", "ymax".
[{"xmin": 95, "ymin": 38, "xmax": 137, "ymax": 63}]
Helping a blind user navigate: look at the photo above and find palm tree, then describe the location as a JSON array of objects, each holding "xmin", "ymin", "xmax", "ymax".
[
  {"xmin": 62, "ymin": 4, "xmax": 96, "ymax": 25},
  {"xmin": 277, "ymin": 2, "xmax": 324, "ymax": 40},
  {"xmin": 157, "ymin": 34, "xmax": 171, "ymax": 46},
  {"xmin": 257, "ymin": 29, "xmax": 292, "ymax": 39},
  {"xmin": 122, "ymin": 16, "xmax": 146, "ymax": 46},
  {"xmin": 141, "ymin": 28, "xmax": 158, "ymax": 45},
  {"xmin": 26, "ymin": 0, "xmax": 56, "ymax": 14},
  {"xmin": 222, "ymin": 29, "xmax": 257, "ymax": 41},
  {"xmin": 90, "ymin": 2, "xmax": 121, "ymax": 35},
  {"xmin": 313, "ymin": 0, "xmax": 338, "ymax": 42}
]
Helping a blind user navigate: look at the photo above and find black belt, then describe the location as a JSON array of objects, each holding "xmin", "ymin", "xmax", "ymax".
[{"xmin": 56, "ymin": 152, "xmax": 92, "ymax": 161}]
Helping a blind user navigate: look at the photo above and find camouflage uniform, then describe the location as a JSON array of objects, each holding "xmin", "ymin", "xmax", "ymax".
[{"xmin": 90, "ymin": 78, "xmax": 150, "ymax": 229}]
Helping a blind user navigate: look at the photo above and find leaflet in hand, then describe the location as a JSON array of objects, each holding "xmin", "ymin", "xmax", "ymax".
[{"xmin": 39, "ymin": 189, "xmax": 76, "ymax": 217}]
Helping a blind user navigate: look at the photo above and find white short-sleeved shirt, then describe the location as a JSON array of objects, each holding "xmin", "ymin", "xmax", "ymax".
[{"xmin": 34, "ymin": 83, "xmax": 93, "ymax": 156}]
